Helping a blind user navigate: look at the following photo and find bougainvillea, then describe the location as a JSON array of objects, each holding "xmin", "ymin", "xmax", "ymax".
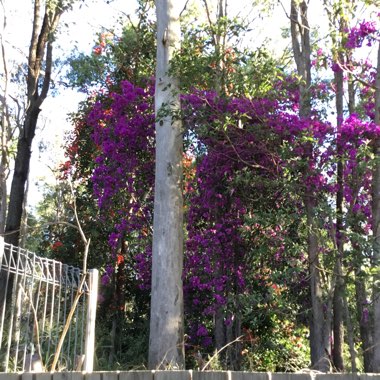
[
  {"xmin": 85, "ymin": 79, "xmax": 156, "ymax": 288},
  {"xmin": 346, "ymin": 19, "xmax": 378, "ymax": 49},
  {"xmin": 53, "ymin": 1, "xmax": 380, "ymax": 370},
  {"xmin": 338, "ymin": 114, "xmax": 380, "ymax": 243},
  {"xmin": 178, "ymin": 84, "xmax": 336, "ymax": 355},
  {"xmin": 68, "ymin": 52, "xmax": 380, "ymax": 369},
  {"xmin": 82, "ymin": 76, "xmax": 334, "ymax": 354}
]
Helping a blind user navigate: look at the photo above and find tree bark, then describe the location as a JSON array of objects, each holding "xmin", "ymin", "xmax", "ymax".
[
  {"xmin": 306, "ymin": 201, "xmax": 330, "ymax": 371},
  {"xmin": 5, "ymin": 0, "xmax": 62, "ymax": 246},
  {"xmin": 0, "ymin": 0, "xmax": 64, "ymax": 312},
  {"xmin": 343, "ymin": 291, "xmax": 357, "ymax": 372},
  {"xmin": 355, "ymin": 273, "xmax": 373, "ymax": 372},
  {"xmin": 0, "ymin": 21, "xmax": 11, "ymax": 236},
  {"xmin": 5, "ymin": 108, "xmax": 40, "ymax": 246},
  {"xmin": 332, "ymin": 62, "xmax": 345, "ymax": 373},
  {"xmin": 332, "ymin": 260, "xmax": 344, "ymax": 371},
  {"xmin": 148, "ymin": 0, "xmax": 185, "ymax": 369},
  {"xmin": 215, "ymin": 306, "xmax": 225, "ymax": 351},
  {"xmin": 290, "ymin": 1, "xmax": 330, "ymax": 371},
  {"xmin": 372, "ymin": 40, "xmax": 380, "ymax": 373}
]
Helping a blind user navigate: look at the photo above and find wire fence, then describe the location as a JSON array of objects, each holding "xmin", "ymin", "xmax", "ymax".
[{"xmin": 0, "ymin": 238, "xmax": 98, "ymax": 372}]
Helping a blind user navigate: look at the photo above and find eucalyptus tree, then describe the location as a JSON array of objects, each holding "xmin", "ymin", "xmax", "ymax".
[
  {"xmin": 324, "ymin": 0, "xmax": 358, "ymax": 371},
  {"xmin": 290, "ymin": 0, "xmax": 331, "ymax": 372},
  {"xmin": 148, "ymin": 0, "xmax": 185, "ymax": 369},
  {"xmin": 372, "ymin": 38, "xmax": 380, "ymax": 373}
]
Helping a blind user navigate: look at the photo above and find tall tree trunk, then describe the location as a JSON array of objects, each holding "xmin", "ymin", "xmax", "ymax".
[
  {"xmin": 0, "ymin": 18, "xmax": 10, "ymax": 236},
  {"xmin": 332, "ymin": 261, "xmax": 344, "ymax": 371},
  {"xmin": 332, "ymin": 62, "xmax": 345, "ymax": 373},
  {"xmin": 202, "ymin": 0, "xmax": 227, "ymax": 94},
  {"xmin": 148, "ymin": 0, "xmax": 185, "ymax": 369},
  {"xmin": 19, "ymin": 176, "xmax": 30, "ymax": 248},
  {"xmin": 6, "ymin": 108, "xmax": 39, "ymax": 246},
  {"xmin": 290, "ymin": 1, "xmax": 330, "ymax": 371},
  {"xmin": 214, "ymin": 304, "xmax": 225, "ymax": 349},
  {"xmin": 355, "ymin": 272, "xmax": 373, "ymax": 372},
  {"xmin": 306, "ymin": 204, "xmax": 330, "ymax": 371},
  {"xmin": 202, "ymin": 0, "xmax": 241, "ymax": 361},
  {"xmin": 372, "ymin": 40, "xmax": 380, "ymax": 373},
  {"xmin": 343, "ymin": 291, "xmax": 357, "ymax": 372},
  {"xmin": 323, "ymin": 1, "xmax": 357, "ymax": 369},
  {"xmin": 5, "ymin": 0, "xmax": 62, "ymax": 245},
  {"xmin": 0, "ymin": 0, "xmax": 64, "ymax": 311}
]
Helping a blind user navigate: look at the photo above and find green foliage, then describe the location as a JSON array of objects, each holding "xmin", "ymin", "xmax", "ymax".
[
  {"xmin": 171, "ymin": 13, "xmax": 284, "ymax": 98},
  {"xmin": 95, "ymin": 281, "xmax": 150, "ymax": 370},
  {"xmin": 241, "ymin": 321, "xmax": 310, "ymax": 372},
  {"xmin": 65, "ymin": 1, "xmax": 156, "ymax": 91},
  {"xmin": 66, "ymin": 52, "xmax": 110, "ymax": 90},
  {"xmin": 95, "ymin": 315, "xmax": 149, "ymax": 370}
]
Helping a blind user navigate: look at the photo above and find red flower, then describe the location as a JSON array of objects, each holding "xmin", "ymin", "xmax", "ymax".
[
  {"xmin": 52, "ymin": 241, "xmax": 63, "ymax": 250},
  {"xmin": 116, "ymin": 254, "xmax": 124, "ymax": 266},
  {"xmin": 93, "ymin": 46, "xmax": 102, "ymax": 55}
]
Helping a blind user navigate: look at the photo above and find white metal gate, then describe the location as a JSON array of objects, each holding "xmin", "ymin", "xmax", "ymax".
[{"xmin": 0, "ymin": 238, "xmax": 98, "ymax": 372}]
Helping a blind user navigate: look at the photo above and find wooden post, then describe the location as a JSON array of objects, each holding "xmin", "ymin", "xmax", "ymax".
[{"xmin": 84, "ymin": 269, "xmax": 98, "ymax": 372}]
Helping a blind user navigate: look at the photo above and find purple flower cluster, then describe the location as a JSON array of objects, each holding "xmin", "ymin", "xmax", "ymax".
[
  {"xmin": 83, "ymin": 71, "xmax": 380, "ymax": 350},
  {"xmin": 338, "ymin": 114, "xmax": 380, "ymax": 218},
  {"xmin": 180, "ymin": 88, "xmax": 334, "ymax": 345},
  {"xmin": 86, "ymin": 80, "xmax": 156, "ymax": 285},
  {"xmin": 346, "ymin": 20, "xmax": 378, "ymax": 49}
]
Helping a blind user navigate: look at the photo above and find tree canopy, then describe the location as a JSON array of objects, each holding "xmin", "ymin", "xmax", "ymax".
[{"xmin": 6, "ymin": 0, "xmax": 380, "ymax": 373}]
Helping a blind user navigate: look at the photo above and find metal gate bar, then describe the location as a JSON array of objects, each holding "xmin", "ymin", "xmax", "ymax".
[{"xmin": 0, "ymin": 239, "xmax": 98, "ymax": 372}]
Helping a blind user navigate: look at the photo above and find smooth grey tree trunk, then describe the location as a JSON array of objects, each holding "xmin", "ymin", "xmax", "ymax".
[
  {"xmin": 333, "ymin": 62, "xmax": 345, "ymax": 373},
  {"xmin": 290, "ymin": 1, "xmax": 330, "ymax": 371},
  {"xmin": 372, "ymin": 40, "xmax": 380, "ymax": 373},
  {"xmin": 355, "ymin": 271, "xmax": 373, "ymax": 371},
  {"xmin": 345, "ymin": 38, "xmax": 358, "ymax": 373},
  {"xmin": 148, "ymin": 0, "xmax": 185, "ymax": 369}
]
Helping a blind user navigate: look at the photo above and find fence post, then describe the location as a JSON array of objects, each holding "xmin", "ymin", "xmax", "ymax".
[
  {"xmin": 0, "ymin": 236, "xmax": 4, "ymax": 268},
  {"xmin": 84, "ymin": 269, "xmax": 98, "ymax": 372}
]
